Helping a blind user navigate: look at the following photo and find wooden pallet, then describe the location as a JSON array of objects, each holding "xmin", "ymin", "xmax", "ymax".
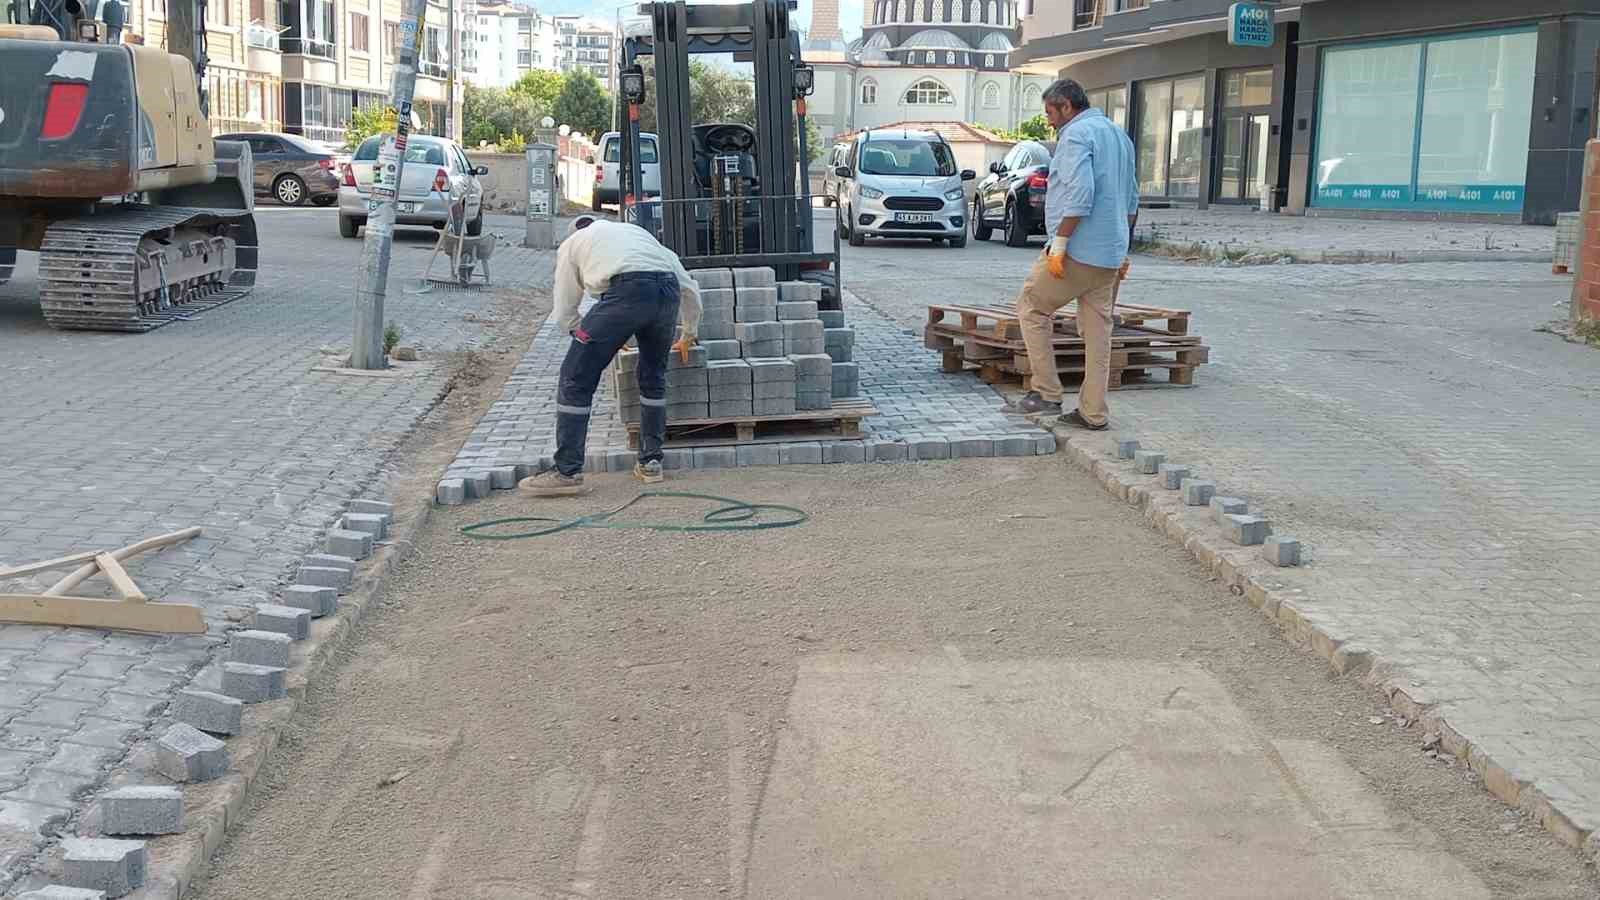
[
  {"xmin": 623, "ymin": 398, "xmax": 877, "ymax": 449},
  {"xmin": 927, "ymin": 300, "xmax": 1192, "ymax": 340}
]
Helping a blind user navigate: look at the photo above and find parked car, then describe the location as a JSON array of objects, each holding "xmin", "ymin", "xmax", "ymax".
[
  {"xmin": 972, "ymin": 140, "xmax": 1056, "ymax": 247},
  {"xmin": 216, "ymin": 131, "xmax": 341, "ymax": 207},
  {"xmin": 832, "ymin": 128, "xmax": 976, "ymax": 248},
  {"xmin": 592, "ymin": 131, "xmax": 661, "ymax": 211},
  {"xmin": 820, "ymin": 141, "xmax": 851, "ymax": 206},
  {"xmin": 337, "ymin": 134, "xmax": 488, "ymax": 239}
]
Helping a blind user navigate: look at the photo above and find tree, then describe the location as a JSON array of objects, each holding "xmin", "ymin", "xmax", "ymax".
[
  {"xmin": 344, "ymin": 104, "xmax": 397, "ymax": 151},
  {"xmin": 510, "ymin": 69, "xmax": 565, "ymax": 112},
  {"xmin": 997, "ymin": 114, "xmax": 1053, "ymax": 142},
  {"xmin": 463, "ymin": 84, "xmax": 546, "ymax": 148},
  {"xmin": 553, "ymin": 70, "xmax": 612, "ymax": 140}
]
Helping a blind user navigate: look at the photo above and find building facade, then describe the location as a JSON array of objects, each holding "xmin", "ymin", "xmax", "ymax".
[
  {"xmin": 1016, "ymin": 0, "xmax": 1599, "ymax": 224},
  {"xmin": 805, "ymin": 0, "xmax": 1056, "ymax": 156},
  {"xmin": 469, "ymin": 0, "xmax": 558, "ymax": 88},
  {"xmin": 124, "ymin": 0, "xmax": 287, "ymax": 134},
  {"xmin": 554, "ymin": 16, "xmax": 616, "ymax": 94}
]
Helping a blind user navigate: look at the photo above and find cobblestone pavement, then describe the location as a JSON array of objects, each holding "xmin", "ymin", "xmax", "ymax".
[
  {"xmin": 441, "ymin": 291, "xmax": 1057, "ymax": 495},
  {"xmin": 0, "ymin": 209, "xmax": 550, "ymax": 885},
  {"xmin": 1135, "ymin": 206, "xmax": 1553, "ymax": 262},
  {"xmin": 844, "ymin": 232, "xmax": 1600, "ymax": 851}
]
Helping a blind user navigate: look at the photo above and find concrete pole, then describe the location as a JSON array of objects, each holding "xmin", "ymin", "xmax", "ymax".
[
  {"xmin": 352, "ymin": 0, "xmax": 428, "ymax": 370},
  {"xmin": 446, "ymin": 0, "xmax": 456, "ymax": 141}
]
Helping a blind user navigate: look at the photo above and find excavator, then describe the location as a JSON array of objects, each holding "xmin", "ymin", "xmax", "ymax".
[{"xmin": 0, "ymin": 0, "xmax": 258, "ymax": 331}]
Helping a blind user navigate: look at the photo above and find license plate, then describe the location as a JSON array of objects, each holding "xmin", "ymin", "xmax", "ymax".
[
  {"xmin": 895, "ymin": 213, "xmax": 934, "ymax": 223},
  {"xmin": 398, "ymin": 201, "xmax": 420, "ymax": 213}
]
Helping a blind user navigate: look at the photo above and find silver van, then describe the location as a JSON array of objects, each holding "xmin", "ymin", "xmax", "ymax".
[
  {"xmin": 832, "ymin": 128, "xmax": 976, "ymax": 248},
  {"xmin": 592, "ymin": 131, "xmax": 661, "ymax": 211}
]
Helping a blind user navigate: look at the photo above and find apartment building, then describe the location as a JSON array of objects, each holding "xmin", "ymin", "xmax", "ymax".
[
  {"xmin": 1015, "ymin": 0, "xmax": 1599, "ymax": 225},
  {"xmin": 470, "ymin": 0, "xmax": 559, "ymax": 88},
  {"xmin": 124, "ymin": 0, "xmax": 286, "ymax": 133},
  {"xmin": 554, "ymin": 15, "xmax": 615, "ymax": 93}
]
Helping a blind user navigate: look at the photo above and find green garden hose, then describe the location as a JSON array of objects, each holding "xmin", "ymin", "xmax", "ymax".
[{"xmin": 459, "ymin": 490, "xmax": 809, "ymax": 540}]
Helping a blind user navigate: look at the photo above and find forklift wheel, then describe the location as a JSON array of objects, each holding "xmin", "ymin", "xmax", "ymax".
[{"xmin": 799, "ymin": 269, "xmax": 840, "ymax": 312}]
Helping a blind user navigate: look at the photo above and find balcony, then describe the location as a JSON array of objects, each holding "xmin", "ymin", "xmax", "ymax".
[
  {"xmin": 246, "ymin": 21, "xmax": 280, "ymax": 50},
  {"xmin": 282, "ymin": 36, "xmax": 334, "ymax": 58}
]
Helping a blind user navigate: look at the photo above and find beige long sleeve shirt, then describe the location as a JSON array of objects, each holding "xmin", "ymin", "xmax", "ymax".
[{"xmin": 552, "ymin": 221, "xmax": 704, "ymax": 339}]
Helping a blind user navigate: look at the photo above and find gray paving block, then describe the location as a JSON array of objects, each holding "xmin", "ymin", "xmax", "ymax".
[
  {"xmin": 667, "ymin": 402, "xmax": 709, "ymax": 420},
  {"xmin": 691, "ymin": 268, "xmax": 734, "ymax": 289},
  {"xmin": 435, "ymin": 479, "xmax": 465, "ymax": 505},
  {"xmin": 1033, "ymin": 433, "xmax": 1058, "ymax": 455},
  {"xmin": 753, "ymin": 380, "xmax": 798, "ymax": 399},
  {"xmin": 171, "ymin": 690, "xmax": 242, "ymax": 736},
  {"xmin": 736, "ymin": 286, "xmax": 779, "ymax": 308},
  {"xmin": 154, "ymin": 723, "xmax": 229, "ymax": 783},
  {"xmin": 732, "ymin": 267, "xmax": 776, "ymax": 287},
  {"xmin": 831, "ymin": 362, "xmax": 859, "ymax": 398},
  {"xmin": 778, "ymin": 301, "xmax": 819, "ymax": 320},
  {"xmin": 872, "ymin": 440, "xmax": 908, "ymax": 462},
  {"xmin": 1158, "ymin": 464, "xmax": 1191, "ymax": 490},
  {"xmin": 98, "ymin": 786, "xmax": 183, "ymax": 836},
  {"xmin": 747, "ymin": 358, "xmax": 796, "ymax": 382},
  {"xmin": 488, "ymin": 467, "xmax": 518, "ymax": 491},
  {"xmin": 324, "ymin": 528, "xmax": 373, "ymax": 560},
  {"xmin": 736, "ymin": 444, "xmax": 782, "ymax": 466},
  {"xmin": 752, "ymin": 396, "xmax": 796, "ymax": 416},
  {"xmin": 778, "ymin": 281, "xmax": 823, "ymax": 302},
  {"xmin": 281, "ymin": 584, "xmax": 337, "ymax": 618},
  {"xmin": 1210, "ymin": 496, "xmax": 1248, "ymax": 523},
  {"xmin": 709, "ymin": 383, "xmax": 754, "ymax": 401},
  {"xmin": 735, "ymin": 321, "xmax": 783, "ymax": 343},
  {"xmin": 582, "ymin": 450, "xmax": 610, "ymax": 474},
  {"xmin": 665, "ymin": 384, "xmax": 710, "ymax": 404},
  {"xmin": 1115, "ymin": 438, "xmax": 1141, "ymax": 459},
  {"xmin": 1224, "ymin": 514, "xmax": 1272, "ymax": 547},
  {"xmin": 463, "ymin": 471, "xmax": 493, "ymax": 500},
  {"xmin": 950, "ymin": 436, "xmax": 994, "ymax": 458},
  {"xmin": 993, "ymin": 435, "xmax": 1033, "ymax": 457},
  {"xmin": 303, "ymin": 553, "xmax": 356, "ymax": 573},
  {"xmin": 910, "ymin": 437, "xmax": 950, "ymax": 460},
  {"xmin": 779, "ymin": 442, "xmax": 824, "ymax": 465},
  {"xmin": 700, "ymin": 287, "xmax": 737, "ymax": 309},
  {"xmin": 221, "ymin": 662, "xmax": 286, "ymax": 704},
  {"xmin": 693, "ymin": 446, "xmax": 737, "ymax": 469},
  {"xmin": 741, "ymin": 339, "xmax": 784, "ymax": 358},
  {"xmin": 662, "ymin": 448, "xmax": 694, "ymax": 470},
  {"xmin": 605, "ymin": 450, "xmax": 637, "ymax": 473},
  {"xmin": 341, "ymin": 512, "xmax": 388, "ymax": 539},
  {"xmin": 700, "ymin": 319, "xmax": 735, "ymax": 341},
  {"xmin": 234, "ymin": 621, "xmax": 298, "ymax": 662},
  {"xmin": 60, "ymin": 837, "xmax": 146, "ymax": 898},
  {"xmin": 668, "ymin": 345, "xmax": 708, "ymax": 369},
  {"xmin": 819, "ymin": 310, "xmax": 846, "ymax": 329},
  {"xmin": 702, "ymin": 339, "xmax": 743, "ymax": 360},
  {"xmin": 787, "ymin": 353, "xmax": 832, "ymax": 376},
  {"xmin": 346, "ymin": 499, "xmax": 394, "ymax": 519},
  {"xmin": 735, "ymin": 303, "xmax": 777, "ymax": 323},
  {"xmin": 18, "ymin": 886, "xmax": 108, "ymax": 899},
  {"xmin": 1133, "ymin": 450, "xmax": 1165, "ymax": 474},
  {"xmin": 1181, "ymin": 479, "xmax": 1216, "ymax": 507},
  {"xmin": 823, "ymin": 440, "xmax": 868, "ymax": 464},
  {"xmin": 709, "ymin": 399, "xmax": 754, "ymax": 418},
  {"xmin": 667, "ymin": 367, "xmax": 709, "ymax": 387},
  {"xmin": 616, "ymin": 350, "xmax": 640, "ymax": 371},
  {"xmin": 705, "ymin": 358, "xmax": 752, "ymax": 384},
  {"xmin": 1263, "ymin": 536, "xmax": 1302, "ymax": 567},
  {"xmin": 795, "ymin": 392, "xmax": 832, "ymax": 411}
]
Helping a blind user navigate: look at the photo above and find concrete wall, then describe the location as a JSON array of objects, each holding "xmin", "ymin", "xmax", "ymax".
[{"xmin": 472, "ymin": 151, "xmax": 597, "ymax": 214}]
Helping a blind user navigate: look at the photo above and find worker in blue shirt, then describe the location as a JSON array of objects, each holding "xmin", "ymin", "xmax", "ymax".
[{"xmin": 1007, "ymin": 79, "xmax": 1138, "ymax": 430}]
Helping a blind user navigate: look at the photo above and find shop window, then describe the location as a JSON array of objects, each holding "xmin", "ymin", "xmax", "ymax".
[
  {"xmin": 1415, "ymin": 31, "xmax": 1537, "ymax": 209},
  {"xmin": 1135, "ymin": 75, "xmax": 1203, "ymax": 197},
  {"xmin": 1223, "ymin": 68, "xmax": 1273, "ymax": 108},
  {"xmin": 1312, "ymin": 41, "xmax": 1424, "ymax": 207}
]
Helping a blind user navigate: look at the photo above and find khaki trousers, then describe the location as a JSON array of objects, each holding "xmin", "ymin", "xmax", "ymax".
[{"xmin": 1014, "ymin": 253, "xmax": 1120, "ymax": 425}]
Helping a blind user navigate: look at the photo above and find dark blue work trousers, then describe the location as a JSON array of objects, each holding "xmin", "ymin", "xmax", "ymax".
[{"xmin": 554, "ymin": 271, "xmax": 679, "ymax": 476}]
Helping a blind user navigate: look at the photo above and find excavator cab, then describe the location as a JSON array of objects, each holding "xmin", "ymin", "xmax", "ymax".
[{"xmin": 617, "ymin": 0, "xmax": 840, "ymax": 308}]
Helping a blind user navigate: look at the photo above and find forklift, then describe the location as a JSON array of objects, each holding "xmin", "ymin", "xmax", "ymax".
[{"xmin": 615, "ymin": 0, "xmax": 841, "ymax": 309}]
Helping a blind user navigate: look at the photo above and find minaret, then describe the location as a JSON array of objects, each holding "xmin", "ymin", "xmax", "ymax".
[{"xmin": 809, "ymin": 0, "xmax": 843, "ymax": 41}]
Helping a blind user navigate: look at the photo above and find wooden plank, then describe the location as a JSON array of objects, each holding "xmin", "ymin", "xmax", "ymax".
[
  {"xmin": 94, "ymin": 554, "xmax": 147, "ymax": 603},
  {"xmin": 0, "ymin": 549, "xmax": 104, "ymax": 580},
  {"xmin": 941, "ymin": 349, "xmax": 964, "ymax": 373},
  {"xmin": 0, "ymin": 594, "xmax": 205, "ymax": 634},
  {"xmin": 44, "ymin": 527, "xmax": 202, "ymax": 597}
]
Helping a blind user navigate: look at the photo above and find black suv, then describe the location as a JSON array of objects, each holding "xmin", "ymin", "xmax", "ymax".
[{"xmin": 971, "ymin": 140, "xmax": 1056, "ymax": 247}]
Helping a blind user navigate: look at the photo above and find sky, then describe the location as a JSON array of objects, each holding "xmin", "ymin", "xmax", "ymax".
[{"xmin": 534, "ymin": 0, "xmax": 865, "ymax": 39}]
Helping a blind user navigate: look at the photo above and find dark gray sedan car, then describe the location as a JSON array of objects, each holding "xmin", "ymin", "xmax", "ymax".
[{"xmin": 216, "ymin": 132, "xmax": 341, "ymax": 207}]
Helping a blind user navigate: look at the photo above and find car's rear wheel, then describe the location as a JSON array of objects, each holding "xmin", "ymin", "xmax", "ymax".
[
  {"xmin": 972, "ymin": 197, "xmax": 993, "ymax": 242},
  {"xmin": 339, "ymin": 216, "xmax": 360, "ymax": 238},
  {"xmin": 273, "ymin": 174, "xmax": 307, "ymax": 206},
  {"xmin": 1004, "ymin": 201, "xmax": 1030, "ymax": 248}
]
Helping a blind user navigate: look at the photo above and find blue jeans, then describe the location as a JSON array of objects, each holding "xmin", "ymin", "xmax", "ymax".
[{"xmin": 554, "ymin": 271, "xmax": 679, "ymax": 476}]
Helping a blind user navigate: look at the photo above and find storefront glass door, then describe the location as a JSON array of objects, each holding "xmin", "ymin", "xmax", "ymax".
[{"xmin": 1216, "ymin": 68, "xmax": 1273, "ymax": 203}]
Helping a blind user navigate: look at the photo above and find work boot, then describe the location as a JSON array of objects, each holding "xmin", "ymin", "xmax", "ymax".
[
  {"xmin": 633, "ymin": 460, "xmax": 664, "ymax": 484},
  {"xmin": 1056, "ymin": 409, "xmax": 1108, "ymax": 431},
  {"xmin": 1004, "ymin": 391, "xmax": 1061, "ymax": 415},
  {"xmin": 518, "ymin": 470, "xmax": 591, "ymax": 497}
]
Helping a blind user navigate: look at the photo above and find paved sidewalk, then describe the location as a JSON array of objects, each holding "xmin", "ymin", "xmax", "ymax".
[
  {"xmin": 0, "ymin": 210, "xmax": 549, "ymax": 886},
  {"xmin": 1137, "ymin": 207, "xmax": 1554, "ymax": 264},
  {"xmin": 843, "ymin": 241, "xmax": 1600, "ymax": 856}
]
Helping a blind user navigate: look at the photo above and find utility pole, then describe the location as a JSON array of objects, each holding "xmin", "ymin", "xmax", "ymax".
[
  {"xmin": 351, "ymin": 0, "xmax": 428, "ymax": 370},
  {"xmin": 446, "ymin": 0, "xmax": 456, "ymax": 141}
]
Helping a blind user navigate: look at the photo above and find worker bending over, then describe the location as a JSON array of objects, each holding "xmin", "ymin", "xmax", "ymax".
[{"xmin": 520, "ymin": 215, "xmax": 703, "ymax": 496}]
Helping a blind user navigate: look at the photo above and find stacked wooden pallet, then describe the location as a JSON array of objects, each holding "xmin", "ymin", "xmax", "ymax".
[{"xmin": 924, "ymin": 302, "xmax": 1209, "ymax": 391}]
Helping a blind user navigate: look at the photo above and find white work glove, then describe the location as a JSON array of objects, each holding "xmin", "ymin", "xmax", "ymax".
[{"xmin": 1047, "ymin": 236, "xmax": 1068, "ymax": 279}]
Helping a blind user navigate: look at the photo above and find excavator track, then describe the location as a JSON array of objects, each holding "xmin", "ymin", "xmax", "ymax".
[{"xmin": 36, "ymin": 205, "xmax": 259, "ymax": 333}]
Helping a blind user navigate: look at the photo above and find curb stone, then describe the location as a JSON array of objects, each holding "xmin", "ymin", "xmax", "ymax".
[
  {"xmin": 1135, "ymin": 237, "xmax": 1547, "ymax": 266},
  {"xmin": 1049, "ymin": 424, "xmax": 1599, "ymax": 865}
]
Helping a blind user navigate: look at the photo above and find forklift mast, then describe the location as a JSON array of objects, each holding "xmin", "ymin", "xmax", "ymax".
[{"xmin": 618, "ymin": 0, "xmax": 836, "ymax": 289}]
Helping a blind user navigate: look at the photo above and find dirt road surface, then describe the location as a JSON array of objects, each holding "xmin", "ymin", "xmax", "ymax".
[{"xmin": 192, "ymin": 458, "xmax": 1598, "ymax": 899}]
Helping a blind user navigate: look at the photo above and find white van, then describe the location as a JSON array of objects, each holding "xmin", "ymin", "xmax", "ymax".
[{"xmin": 592, "ymin": 131, "xmax": 661, "ymax": 211}]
